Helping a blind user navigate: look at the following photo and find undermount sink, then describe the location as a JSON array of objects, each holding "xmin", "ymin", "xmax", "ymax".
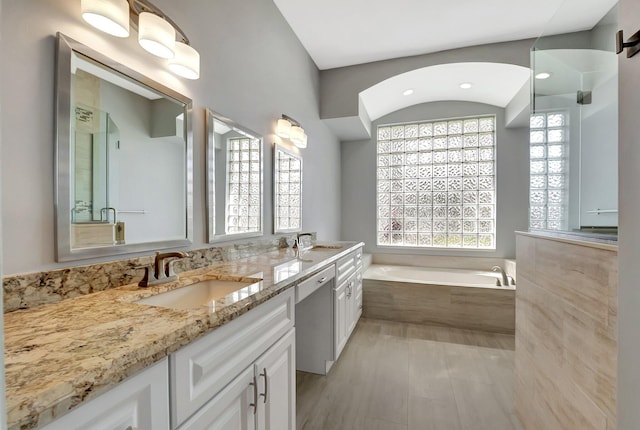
[{"xmin": 135, "ymin": 278, "xmax": 262, "ymax": 310}]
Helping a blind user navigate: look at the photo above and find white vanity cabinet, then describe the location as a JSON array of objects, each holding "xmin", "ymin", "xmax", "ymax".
[
  {"xmin": 41, "ymin": 358, "xmax": 169, "ymax": 430},
  {"xmin": 171, "ymin": 289, "xmax": 295, "ymax": 430},
  {"xmin": 333, "ymin": 247, "xmax": 363, "ymax": 360},
  {"xmin": 178, "ymin": 330, "xmax": 295, "ymax": 430}
]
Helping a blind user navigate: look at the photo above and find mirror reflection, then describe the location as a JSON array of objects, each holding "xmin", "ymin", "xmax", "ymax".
[
  {"xmin": 56, "ymin": 33, "xmax": 193, "ymax": 261},
  {"xmin": 273, "ymin": 144, "xmax": 302, "ymax": 233},
  {"xmin": 206, "ymin": 110, "xmax": 263, "ymax": 242}
]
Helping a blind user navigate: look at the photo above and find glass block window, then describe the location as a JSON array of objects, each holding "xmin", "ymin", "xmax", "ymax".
[
  {"xmin": 376, "ymin": 116, "xmax": 496, "ymax": 249},
  {"xmin": 274, "ymin": 145, "xmax": 303, "ymax": 233},
  {"xmin": 226, "ymin": 137, "xmax": 262, "ymax": 234},
  {"xmin": 529, "ymin": 112, "xmax": 568, "ymax": 230}
]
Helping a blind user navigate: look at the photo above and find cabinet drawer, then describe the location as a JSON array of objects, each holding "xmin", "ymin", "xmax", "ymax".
[
  {"xmin": 336, "ymin": 255, "xmax": 356, "ymax": 285},
  {"xmin": 170, "ymin": 289, "xmax": 295, "ymax": 428},
  {"xmin": 42, "ymin": 358, "xmax": 169, "ymax": 430},
  {"xmin": 296, "ymin": 265, "xmax": 335, "ymax": 303}
]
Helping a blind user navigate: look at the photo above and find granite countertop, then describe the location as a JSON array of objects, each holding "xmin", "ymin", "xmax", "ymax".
[{"xmin": 4, "ymin": 242, "xmax": 363, "ymax": 430}]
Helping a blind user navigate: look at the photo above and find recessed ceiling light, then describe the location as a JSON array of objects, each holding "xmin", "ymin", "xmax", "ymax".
[
  {"xmin": 403, "ymin": 89, "xmax": 414, "ymax": 96},
  {"xmin": 535, "ymin": 72, "xmax": 551, "ymax": 80},
  {"xmin": 459, "ymin": 82, "xmax": 473, "ymax": 89}
]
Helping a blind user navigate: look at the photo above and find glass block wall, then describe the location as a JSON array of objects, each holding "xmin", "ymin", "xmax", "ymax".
[
  {"xmin": 376, "ymin": 116, "xmax": 496, "ymax": 249},
  {"xmin": 226, "ymin": 137, "xmax": 261, "ymax": 234},
  {"xmin": 529, "ymin": 112, "xmax": 568, "ymax": 230},
  {"xmin": 274, "ymin": 147, "xmax": 302, "ymax": 232}
]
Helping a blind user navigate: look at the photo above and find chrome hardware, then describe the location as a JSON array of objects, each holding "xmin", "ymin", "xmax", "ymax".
[
  {"xmin": 250, "ymin": 375, "xmax": 258, "ymax": 415},
  {"xmin": 260, "ymin": 368, "xmax": 268, "ymax": 403},
  {"xmin": 117, "ymin": 209, "xmax": 147, "ymax": 214},
  {"xmin": 586, "ymin": 208, "xmax": 618, "ymax": 215},
  {"xmin": 507, "ymin": 275, "xmax": 516, "ymax": 286},
  {"xmin": 491, "ymin": 266, "xmax": 509, "ymax": 287},
  {"xmin": 318, "ymin": 276, "xmax": 328, "ymax": 283},
  {"xmin": 100, "ymin": 207, "xmax": 117, "ymax": 223},
  {"xmin": 138, "ymin": 251, "xmax": 188, "ymax": 287},
  {"xmin": 616, "ymin": 30, "xmax": 640, "ymax": 58}
]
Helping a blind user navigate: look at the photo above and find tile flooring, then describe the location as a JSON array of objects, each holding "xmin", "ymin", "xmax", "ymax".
[{"xmin": 296, "ymin": 318, "xmax": 523, "ymax": 430}]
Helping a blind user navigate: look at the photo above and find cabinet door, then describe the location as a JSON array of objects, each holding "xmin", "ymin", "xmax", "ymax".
[
  {"xmin": 334, "ymin": 282, "xmax": 349, "ymax": 359},
  {"xmin": 178, "ymin": 366, "xmax": 256, "ymax": 430},
  {"xmin": 42, "ymin": 358, "xmax": 169, "ymax": 430},
  {"xmin": 255, "ymin": 329, "xmax": 296, "ymax": 430},
  {"xmin": 354, "ymin": 271, "xmax": 363, "ymax": 321}
]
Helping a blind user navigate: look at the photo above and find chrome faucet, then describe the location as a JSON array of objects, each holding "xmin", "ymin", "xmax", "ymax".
[
  {"xmin": 138, "ymin": 251, "xmax": 189, "ymax": 287},
  {"xmin": 491, "ymin": 266, "xmax": 509, "ymax": 287},
  {"xmin": 295, "ymin": 232, "xmax": 313, "ymax": 249}
]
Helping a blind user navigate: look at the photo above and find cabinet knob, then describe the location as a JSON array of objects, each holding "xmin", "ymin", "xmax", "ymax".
[{"xmin": 318, "ymin": 276, "xmax": 328, "ymax": 283}]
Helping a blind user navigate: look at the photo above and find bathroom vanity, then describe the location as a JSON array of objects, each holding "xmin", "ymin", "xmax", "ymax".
[{"xmin": 4, "ymin": 242, "xmax": 364, "ymax": 430}]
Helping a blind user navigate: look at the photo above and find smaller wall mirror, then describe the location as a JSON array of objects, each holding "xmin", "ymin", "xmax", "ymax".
[
  {"xmin": 206, "ymin": 110, "xmax": 263, "ymax": 242},
  {"xmin": 273, "ymin": 144, "xmax": 303, "ymax": 233}
]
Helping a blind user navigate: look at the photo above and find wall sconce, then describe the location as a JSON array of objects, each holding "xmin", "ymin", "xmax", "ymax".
[
  {"xmin": 81, "ymin": 0, "xmax": 200, "ymax": 80},
  {"xmin": 276, "ymin": 114, "xmax": 307, "ymax": 149}
]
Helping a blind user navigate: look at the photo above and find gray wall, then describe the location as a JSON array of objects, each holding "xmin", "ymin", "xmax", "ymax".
[
  {"xmin": 0, "ymin": 0, "xmax": 341, "ymax": 275},
  {"xmin": 320, "ymin": 39, "xmax": 535, "ymax": 120},
  {"xmin": 0, "ymin": 0, "xmax": 6, "ymax": 426},
  {"xmin": 617, "ymin": 0, "xmax": 640, "ymax": 427},
  {"xmin": 341, "ymin": 102, "xmax": 529, "ymax": 258}
]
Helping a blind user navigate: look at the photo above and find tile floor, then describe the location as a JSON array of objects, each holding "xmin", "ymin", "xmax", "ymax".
[{"xmin": 296, "ymin": 318, "xmax": 524, "ymax": 430}]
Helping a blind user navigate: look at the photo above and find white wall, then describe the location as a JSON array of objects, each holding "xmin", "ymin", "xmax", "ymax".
[
  {"xmin": 0, "ymin": 0, "xmax": 341, "ymax": 275},
  {"xmin": 341, "ymin": 101, "xmax": 529, "ymax": 258},
  {"xmin": 617, "ymin": 0, "xmax": 640, "ymax": 426}
]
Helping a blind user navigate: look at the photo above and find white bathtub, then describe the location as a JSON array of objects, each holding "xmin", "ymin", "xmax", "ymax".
[{"xmin": 363, "ymin": 264, "xmax": 515, "ymax": 290}]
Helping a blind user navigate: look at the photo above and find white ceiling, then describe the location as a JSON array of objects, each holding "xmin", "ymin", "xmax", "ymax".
[
  {"xmin": 273, "ymin": 0, "xmax": 618, "ymax": 70},
  {"xmin": 360, "ymin": 62, "xmax": 531, "ymax": 121}
]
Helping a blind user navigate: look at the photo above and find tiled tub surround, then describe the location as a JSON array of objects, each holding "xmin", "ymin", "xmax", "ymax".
[
  {"xmin": 515, "ymin": 232, "xmax": 617, "ymax": 430},
  {"xmin": 4, "ymin": 241, "xmax": 361, "ymax": 430},
  {"xmin": 363, "ymin": 265, "xmax": 515, "ymax": 334},
  {"xmin": 3, "ymin": 236, "xmax": 301, "ymax": 313}
]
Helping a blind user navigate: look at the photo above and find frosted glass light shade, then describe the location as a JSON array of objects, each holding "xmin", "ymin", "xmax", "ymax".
[
  {"xmin": 276, "ymin": 118, "xmax": 292, "ymax": 138},
  {"xmin": 81, "ymin": 0, "xmax": 130, "ymax": 38},
  {"xmin": 138, "ymin": 12, "xmax": 175, "ymax": 59},
  {"xmin": 295, "ymin": 132, "xmax": 308, "ymax": 149},
  {"xmin": 168, "ymin": 42, "xmax": 200, "ymax": 79},
  {"xmin": 290, "ymin": 125, "xmax": 305, "ymax": 146}
]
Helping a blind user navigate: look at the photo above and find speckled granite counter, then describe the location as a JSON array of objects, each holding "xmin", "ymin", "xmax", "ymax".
[{"xmin": 4, "ymin": 242, "xmax": 363, "ymax": 430}]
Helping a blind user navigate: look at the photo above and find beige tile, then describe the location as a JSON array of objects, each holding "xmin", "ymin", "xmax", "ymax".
[
  {"xmin": 451, "ymin": 378, "xmax": 515, "ymax": 430},
  {"xmin": 515, "ymin": 235, "xmax": 617, "ymax": 430},
  {"xmin": 408, "ymin": 395, "xmax": 462, "ymax": 430}
]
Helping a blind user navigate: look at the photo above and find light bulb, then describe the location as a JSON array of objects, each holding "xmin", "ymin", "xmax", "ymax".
[{"xmin": 277, "ymin": 118, "xmax": 292, "ymax": 138}]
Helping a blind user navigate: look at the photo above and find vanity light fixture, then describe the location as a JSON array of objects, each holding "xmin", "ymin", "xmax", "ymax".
[
  {"xmin": 277, "ymin": 115, "xmax": 307, "ymax": 149},
  {"xmin": 81, "ymin": 0, "xmax": 200, "ymax": 79},
  {"xmin": 459, "ymin": 82, "xmax": 473, "ymax": 89},
  {"xmin": 81, "ymin": 0, "xmax": 130, "ymax": 38},
  {"xmin": 535, "ymin": 72, "xmax": 552, "ymax": 80}
]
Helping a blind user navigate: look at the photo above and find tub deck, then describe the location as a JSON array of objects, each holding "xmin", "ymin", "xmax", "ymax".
[{"xmin": 363, "ymin": 265, "xmax": 515, "ymax": 334}]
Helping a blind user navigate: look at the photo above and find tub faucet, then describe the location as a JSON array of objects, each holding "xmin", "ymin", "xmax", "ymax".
[
  {"xmin": 139, "ymin": 251, "xmax": 189, "ymax": 287},
  {"xmin": 492, "ymin": 266, "xmax": 509, "ymax": 287}
]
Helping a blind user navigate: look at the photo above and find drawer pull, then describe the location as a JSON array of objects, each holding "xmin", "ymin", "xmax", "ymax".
[
  {"xmin": 250, "ymin": 375, "xmax": 258, "ymax": 414},
  {"xmin": 317, "ymin": 276, "xmax": 328, "ymax": 283},
  {"xmin": 260, "ymin": 368, "xmax": 268, "ymax": 403}
]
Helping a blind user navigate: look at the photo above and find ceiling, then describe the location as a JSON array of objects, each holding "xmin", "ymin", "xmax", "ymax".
[
  {"xmin": 273, "ymin": 0, "xmax": 618, "ymax": 70},
  {"xmin": 360, "ymin": 62, "xmax": 530, "ymax": 121}
]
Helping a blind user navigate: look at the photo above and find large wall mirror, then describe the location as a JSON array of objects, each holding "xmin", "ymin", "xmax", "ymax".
[
  {"xmin": 206, "ymin": 109, "xmax": 263, "ymax": 242},
  {"xmin": 55, "ymin": 33, "xmax": 193, "ymax": 261},
  {"xmin": 273, "ymin": 143, "xmax": 303, "ymax": 234}
]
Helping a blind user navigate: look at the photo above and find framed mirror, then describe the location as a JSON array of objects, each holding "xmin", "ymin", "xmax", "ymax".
[
  {"xmin": 55, "ymin": 33, "xmax": 193, "ymax": 262},
  {"xmin": 273, "ymin": 143, "xmax": 303, "ymax": 233},
  {"xmin": 206, "ymin": 109, "xmax": 263, "ymax": 242}
]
